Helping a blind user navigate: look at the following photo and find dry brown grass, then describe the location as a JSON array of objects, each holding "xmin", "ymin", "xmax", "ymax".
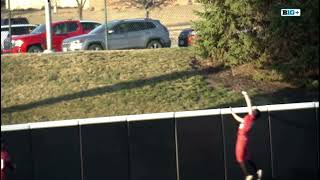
[
  {"xmin": 2, "ymin": 48, "xmax": 244, "ymax": 124},
  {"xmin": 2, "ymin": 4, "xmax": 203, "ymax": 26}
]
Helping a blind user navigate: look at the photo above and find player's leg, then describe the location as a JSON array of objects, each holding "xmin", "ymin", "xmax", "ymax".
[
  {"xmin": 247, "ymin": 160, "xmax": 257, "ymax": 173},
  {"xmin": 248, "ymin": 160, "xmax": 263, "ymax": 179},
  {"xmin": 236, "ymin": 139, "xmax": 253, "ymax": 179},
  {"xmin": 246, "ymin": 149, "xmax": 262, "ymax": 179},
  {"xmin": 238, "ymin": 161, "xmax": 254, "ymax": 180},
  {"xmin": 239, "ymin": 161, "xmax": 249, "ymax": 176}
]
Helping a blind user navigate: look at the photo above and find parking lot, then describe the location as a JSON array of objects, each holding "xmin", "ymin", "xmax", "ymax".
[{"xmin": 1, "ymin": 4, "xmax": 200, "ymax": 50}]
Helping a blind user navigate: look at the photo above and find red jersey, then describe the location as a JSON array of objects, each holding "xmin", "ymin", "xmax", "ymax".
[
  {"xmin": 237, "ymin": 114, "xmax": 256, "ymax": 136},
  {"xmin": 235, "ymin": 114, "xmax": 256, "ymax": 162},
  {"xmin": 1, "ymin": 150, "xmax": 11, "ymax": 180}
]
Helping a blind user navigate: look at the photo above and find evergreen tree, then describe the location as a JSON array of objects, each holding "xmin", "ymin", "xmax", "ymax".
[
  {"xmin": 193, "ymin": 0, "xmax": 266, "ymax": 66},
  {"xmin": 265, "ymin": 0, "xmax": 319, "ymax": 79},
  {"xmin": 194, "ymin": 0, "xmax": 319, "ymax": 80}
]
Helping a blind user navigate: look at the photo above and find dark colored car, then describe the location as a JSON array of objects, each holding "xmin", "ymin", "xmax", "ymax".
[
  {"xmin": 178, "ymin": 28, "xmax": 196, "ymax": 47},
  {"xmin": 1, "ymin": 17, "xmax": 29, "ymax": 26}
]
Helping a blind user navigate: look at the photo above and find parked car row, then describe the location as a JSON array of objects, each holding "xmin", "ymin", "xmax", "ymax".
[
  {"xmin": 62, "ymin": 18, "xmax": 171, "ymax": 51},
  {"xmin": 2, "ymin": 20, "xmax": 100, "ymax": 53},
  {"xmin": 1, "ymin": 17, "xmax": 198, "ymax": 54}
]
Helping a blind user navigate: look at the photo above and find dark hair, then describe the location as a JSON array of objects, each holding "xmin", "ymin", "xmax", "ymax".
[{"xmin": 253, "ymin": 109, "xmax": 261, "ymax": 119}]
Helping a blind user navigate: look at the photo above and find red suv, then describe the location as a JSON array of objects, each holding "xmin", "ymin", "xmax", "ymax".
[{"xmin": 2, "ymin": 20, "xmax": 100, "ymax": 53}]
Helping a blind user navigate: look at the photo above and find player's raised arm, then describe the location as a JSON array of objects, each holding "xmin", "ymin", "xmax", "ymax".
[
  {"xmin": 230, "ymin": 107, "xmax": 244, "ymax": 123},
  {"xmin": 241, "ymin": 91, "xmax": 253, "ymax": 115}
]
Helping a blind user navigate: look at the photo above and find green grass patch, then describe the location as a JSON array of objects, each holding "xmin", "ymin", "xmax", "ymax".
[{"xmin": 2, "ymin": 48, "xmax": 245, "ymax": 125}]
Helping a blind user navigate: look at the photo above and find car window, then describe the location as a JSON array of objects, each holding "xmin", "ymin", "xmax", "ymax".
[
  {"xmin": 125, "ymin": 22, "xmax": 156, "ymax": 32},
  {"xmin": 1, "ymin": 26, "xmax": 35, "ymax": 35},
  {"xmin": 17, "ymin": 26, "xmax": 35, "ymax": 35},
  {"xmin": 89, "ymin": 22, "xmax": 117, "ymax": 34},
  {"xmin": 113, "ymin": 23, "xmax": 129, "ymax": 34},
  {"xmin": 1, "ymin": 18, "xmax": 29, "ymax": 25},
  {"xmin": 81, "ymin": 22, "xmax": 100, "ymax": 31},
  {"xmin": 89, "ymin": 24, "xmax": 105, "ymax": 34},
  {"xmin": 31, "ymin": 24, "xmax": 46, "ymax": 34},
  {"xmin": 12, "ymin": 18, "xmax": 29, "ymax": 24},
  {"xmin": 127, "ymin": 22, "xmax": 138, "ymax": 32},
  {"xmin": 144, "ymin": 22, "xmax": 156, "ymax": 30},
  {"xmin": 67, "ymin": 22, "xmax": 78, "ymax": 32},
  {"xmin": 54, "ymin": 23, "xmax": 67, "ymax": 35},
  {"xmin": 12, "ymin": 27, "xmax": 28, "ymax": 35},
  {"xmin": 127, "ymin": 22, "xmax": 144, "ymax": 32}
]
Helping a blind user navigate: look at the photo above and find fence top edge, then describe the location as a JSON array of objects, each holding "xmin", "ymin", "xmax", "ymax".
[
  {"xmin": 29, "ymin": 119, "xmax": 79, "ymax": 129},
  {"xmin": 1, "ymin": 123, "xmax": 30, "ymax": 132},
  {"xmin": 79, "ymin": 115, "xmax": 127, "ymax": 125},
  {"xmin": 266, "ymin": 101, "xmax": 317, "ymax": 111},
  {"xmin": 127, "ymin": 112, "xmax": 175, "ymax": 122},
  {"xmin": 1, "ymin": 102, "xmax": 318, "ymax": 131},
  {"xmin": 175, "ymin": 109, "xmax": 221, "ymax": 118}
]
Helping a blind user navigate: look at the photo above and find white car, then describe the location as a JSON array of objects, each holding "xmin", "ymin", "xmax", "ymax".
[{"xmin": 1, "ymin": 24, "xmax": 37, "ymax": 50}]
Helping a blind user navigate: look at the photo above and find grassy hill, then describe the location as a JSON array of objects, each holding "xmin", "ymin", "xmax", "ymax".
[
  {"xmin": 1, "ymin": 48, "xmax": 243, "ymax": 125},
  {"xmin": 1, "ymin": 48, "xmax": 318, "ymax": 125}
]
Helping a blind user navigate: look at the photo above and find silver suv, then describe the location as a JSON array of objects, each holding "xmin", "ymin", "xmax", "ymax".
[{"xmin": 62, "ymin": 18, "xmax": 171, "ymax": 51}]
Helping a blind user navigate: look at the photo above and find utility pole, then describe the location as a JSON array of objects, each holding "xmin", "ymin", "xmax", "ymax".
[
  {"xmin": 104, "ymin": 0, "xmax": 108, "ymax": 50},
  {"xmin": 8, "ymin": 0, "xmax": 12, "ymax": 49},
  {"xmin": 44, "ymin": 0, "xmax": 54, "ymax": 53}
]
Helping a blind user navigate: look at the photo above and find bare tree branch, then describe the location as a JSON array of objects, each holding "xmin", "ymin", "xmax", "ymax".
[
  {"xmin": 75, "ymin": 0, "xmax": 87, "ymax": 20},
  {"xmin": 76, "ymin": 0, "xmax": 87, "ymax": 8}
]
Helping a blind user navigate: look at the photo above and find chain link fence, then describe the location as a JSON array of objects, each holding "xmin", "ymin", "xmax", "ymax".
[{"xmin": 1, "ymin": 0, "xmax": 202, "ymax": 49}]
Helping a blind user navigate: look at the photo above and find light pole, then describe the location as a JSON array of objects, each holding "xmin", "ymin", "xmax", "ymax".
[
  {"xmin": 104, "ymin": 0, "xmax": 108, "ymax": 50},
  {"xmin": 43, "ymin": 0, "xmax": 54, "ymax": 53},
  {"xmin": 8, "ymin": 0, "xmax": 12, "ymax": 50}
]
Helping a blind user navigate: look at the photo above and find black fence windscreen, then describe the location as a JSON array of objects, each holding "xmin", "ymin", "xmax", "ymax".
[
  {"xmin": 128, "ymin": 119, "xmax": 177, "ymax": 180},
  {"xmin": 1, "ymin": 103, "xmax": 319, "ymax": 180},
  {"xmin": 30, "ymin": 126, "xmax": 82, "ymax": 180},
  {"xmin": 80, "ymin": 122, "xmax": 129, "ymax": 180},
  {"xmin": 269, "ymin": 109, "xmax": 319, "ymax": 180},
  {"xmin": 176, "ymin": 115, "xmax": 225, "ymax": 180}
]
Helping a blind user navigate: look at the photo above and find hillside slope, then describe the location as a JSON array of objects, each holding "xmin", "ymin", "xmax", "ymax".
[
  {"xmin": 1, "ymin": 48, "xmax": 318, "ymax": 125},
  {"xmin": 1, "ymin": 48, "xmax": 238, "ymax": 124}
]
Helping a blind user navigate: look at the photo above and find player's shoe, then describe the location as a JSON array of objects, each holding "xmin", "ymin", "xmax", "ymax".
[
  {"xmin": 245, "ymin": 175, "xmax": 253, "ymax": 180},
  {"xmin": 256, "ymin": 169, "xmax": 263, "ymax": 180}
]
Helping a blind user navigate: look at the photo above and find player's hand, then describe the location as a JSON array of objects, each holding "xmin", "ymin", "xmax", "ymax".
[{"xmin": 241, "ymin": 91, "xmax": 247, "ymax": 95}]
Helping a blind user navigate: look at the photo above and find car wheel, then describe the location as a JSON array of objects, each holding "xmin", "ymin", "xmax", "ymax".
[
  {"xmin": 88, "ymin": 44, "xmax": 103, "ymax": 51},
  {"xmin": 147, "ymin": 40, "xmax": 162, "ymax": 49},
  {"xmin": 27, "ymin": 45, "xmax": 43, "ymax": 53}
]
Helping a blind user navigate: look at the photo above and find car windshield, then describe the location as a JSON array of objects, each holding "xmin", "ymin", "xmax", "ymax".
[
  {"xmin": 89, "ymin": 21, "xmax": 118, "ymax": 34},
  {"xmin": 30, "ymin": 24, "xmax": 46, "ymax": 34}
]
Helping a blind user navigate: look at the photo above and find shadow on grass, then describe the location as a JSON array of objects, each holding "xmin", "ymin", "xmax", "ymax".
[
  {"xmin": 1, "ymin": 64, "xmax": 226, "ymax": 114},
  {"xmin": 207, "ymin": 87, "xmax": 319, "ymax": 110}
]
